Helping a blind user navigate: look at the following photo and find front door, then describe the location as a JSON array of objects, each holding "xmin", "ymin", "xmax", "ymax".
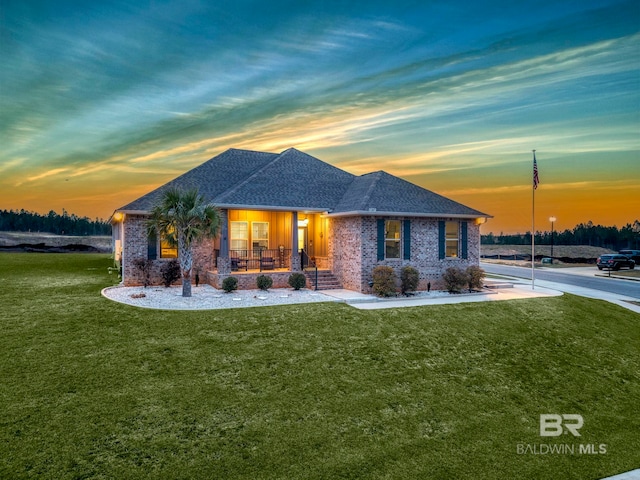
[{"xmin": 298, "ymin": 227, "xmax": 308, "ymax": 267}]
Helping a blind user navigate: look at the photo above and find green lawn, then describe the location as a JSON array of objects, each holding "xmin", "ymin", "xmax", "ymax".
[{"xmin": 1, "ymin": 253, "xmax": 638, "ymax": 479}]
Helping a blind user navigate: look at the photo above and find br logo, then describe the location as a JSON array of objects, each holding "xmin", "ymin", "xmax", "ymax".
[{"xmin": 540, "ymin": 414, "xmax": 583, "ymax": 437}]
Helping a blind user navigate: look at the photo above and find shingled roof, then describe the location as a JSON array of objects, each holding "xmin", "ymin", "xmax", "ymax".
[
  {"xmin": 117, "ymin": 148, "xmax": 489, "ymax": 218},
  {"xmin": 332, "ymin": 170, "xmax": 487, "ymax": 217}
]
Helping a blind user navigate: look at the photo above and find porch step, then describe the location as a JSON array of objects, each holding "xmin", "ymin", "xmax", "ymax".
[{"xmin": 304, "ymin": 269, "xmax": 342, "ymax": 290}]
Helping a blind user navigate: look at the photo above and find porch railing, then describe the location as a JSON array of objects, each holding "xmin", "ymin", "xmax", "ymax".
[
  {"xmin": 300, "ymin": 249, "xmax": 318, "ymax": 291},
  {"xmin": 229, "ymin": 248, "xmax": 291, "ymax": 271}
]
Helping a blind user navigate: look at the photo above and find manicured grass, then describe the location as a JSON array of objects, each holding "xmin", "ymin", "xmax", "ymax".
[{"xmin": 1, "ymin": 253, "xmax": 638, "ymax": 479}]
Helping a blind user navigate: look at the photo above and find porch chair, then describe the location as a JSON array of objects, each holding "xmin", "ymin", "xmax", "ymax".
[
  {"xmin": 260, "ymin": 256, "xmax": 275, "ymax": 270},
  {"xmin": 231, "ymin": 256, "xmax": 248, "ymax": 271}
]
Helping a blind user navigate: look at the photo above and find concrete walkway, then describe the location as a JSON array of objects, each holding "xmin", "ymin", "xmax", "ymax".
[
  {"xmin": 320, "ymin": 276, "xmax": 640, "ymax": 314},
  {"xmin": 600, "ymin": 468, "xmax": 640, "ymax": 480},
  {"xmin": 322, "ymin": 284, "xmax": 562, "ymax": 310}
]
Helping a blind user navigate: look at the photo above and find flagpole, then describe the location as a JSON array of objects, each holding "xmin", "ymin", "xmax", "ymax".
[{"xmin": 531, "ymin": 149, "xmax": 537, "ymax": 290}]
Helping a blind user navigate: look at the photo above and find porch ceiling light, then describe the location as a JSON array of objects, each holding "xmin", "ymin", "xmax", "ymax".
[{"xmin": 298, "ymin": 218, "xmax": 309, "ymax": 227}]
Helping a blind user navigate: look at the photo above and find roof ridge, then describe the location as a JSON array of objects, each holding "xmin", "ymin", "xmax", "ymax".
[
  {"xmin": 214, "ymin": 151, "xmax": 286, "ymax": 203},
  {"xmin": 360, "ymin": 171, "xmax": 383, "ymax": 210}
]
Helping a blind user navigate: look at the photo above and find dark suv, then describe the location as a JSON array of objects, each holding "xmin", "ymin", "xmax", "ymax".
[
  {"xmin": 619, "ymin": 250, "xmax": 640, "ymax": 263},
  {"xmin": 597, "ymin": 254, "xmax": 635, "ymax": 271}
]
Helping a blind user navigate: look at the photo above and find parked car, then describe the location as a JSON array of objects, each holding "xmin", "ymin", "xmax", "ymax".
[
  {"xmin": 597, "ymin": 254, "xmax": 635, "ymax": 270},
  {"xmin": 619, "ymin": 249, "xmax": 640, "ymax": 263}
]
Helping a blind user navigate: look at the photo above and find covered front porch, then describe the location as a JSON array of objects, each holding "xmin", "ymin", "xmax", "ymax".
[{"xmin": 211, "ymin": 208, "xmax": 331, "ymax": 277}]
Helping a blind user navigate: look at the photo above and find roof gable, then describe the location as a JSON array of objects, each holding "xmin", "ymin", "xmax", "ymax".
[
  {"xmin": 214, "ymin": 148, "xmax": 355, "ymax": 210},
  {"xmin": 333, "ymin": 170, "xmax": 486, "ymax": 217}
]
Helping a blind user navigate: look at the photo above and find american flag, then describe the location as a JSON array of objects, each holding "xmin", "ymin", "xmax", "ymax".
[{"xmin": 533, "ymin": 151, "xmax": 540, "ymax": 190}]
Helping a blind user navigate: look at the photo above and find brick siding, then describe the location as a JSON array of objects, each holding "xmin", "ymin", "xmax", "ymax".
[
  {"xmin": 122, "ymin": 214, "xmax": 216, "ymax": 286},
  {"xmin": 330, "ymin": 216, "xmax": 481, "ymax": 293},
  {"xmin": 123, "ymin": 213, "xmax": 481, "ymax": 293}
]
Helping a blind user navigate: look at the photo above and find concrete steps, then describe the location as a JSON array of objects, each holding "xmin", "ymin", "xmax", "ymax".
[
  {"xmin": 304, "ymin": 269, "xmax": 342, "ymax": 290},
  {"xmin": 484, "ymin": 280, "xmax": 515, "ymax": 289}
]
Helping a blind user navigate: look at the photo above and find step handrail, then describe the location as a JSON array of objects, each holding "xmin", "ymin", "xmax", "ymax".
[{"xmin": 300, "ymin": 249, "xmax": 318, "ymax": 291}]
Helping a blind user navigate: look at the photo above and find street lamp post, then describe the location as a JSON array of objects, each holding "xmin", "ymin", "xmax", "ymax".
[{"xmin": 549, "ymin": 216, "xmax": 557, "ymax": 258}]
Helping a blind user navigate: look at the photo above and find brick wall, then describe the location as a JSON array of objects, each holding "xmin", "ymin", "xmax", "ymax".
[
  {"xmin": 122, "ymin": 214, "xmax": 216, "ymax": 286},
  {"xmin": 206, "ymin": 272, "xmax": 293, "ymax": 290},
  {"xmin": 330, "ymin": 217, "xmax": 364, "ymax": 291},
  {"xmin": 330, "ymin": 216, "xmax": 481, "ymax": 293}
]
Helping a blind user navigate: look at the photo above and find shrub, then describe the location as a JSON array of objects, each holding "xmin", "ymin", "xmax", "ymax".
[
  {"xmin": 372, "ymin": 266, "xmax": 396, "ymax": 297},
  {"xmin": 288, "ymin": 273, "xmax": 306, "ymax": 290},
  {"xmin": 466, "ymin": 266, "xmax": 485, "ymax": 291},
  {"xmin": 257, "ymin": 275, "xmax": 273, "ymax": 291},
  {"xmin": 442, "ymin": 267, "xmax": 468, "ymax": 294},
  {"xmin": 222, "ymin": 276, "xmax": 238, "ymax": 293},
  {"xmin": 400, "ymin": 266, "xmax": 419, "ymax": 295},
  {"xmin": 132, "ymin": 258, "xmax": 152, "ymax": 287},
  {"xmin": 160, "ymin": 260, "xmax": 181, "ymax": 287}
]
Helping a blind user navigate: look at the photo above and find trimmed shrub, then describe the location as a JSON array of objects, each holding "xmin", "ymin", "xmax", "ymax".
[
  {"xmin": 442, "ymin": 267, "xmax": 468, "ymax": 294},
  {"xmin": 400, "ymin": 266, "xmax": 419, "ymax": 295},
  {"xmin": 222, "ymin": 276, "xmax": 238, "ymax": 293},
  {"xmin": 466, "ymin": 266, "xmax": 485, "ymax": 291},
  {"xmin": 161, "ymin": 260, "xmax": 181, "ymax": 287},
  {"xmin": 288, "ymin": 273, "xmax": 306, "ymax": 290},
  {"xmin": 257, "ymin": 275, "xmax": 273, "ymax": 291},
  {"xmin": 372, "ymin": 265, "xmax": 396, "ymax": 297},
  {"xmin": 132, "ymin": 258, "xmax": 152, "ymax": 287}
]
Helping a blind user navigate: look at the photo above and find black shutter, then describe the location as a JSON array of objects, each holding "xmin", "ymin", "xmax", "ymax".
[
  {"xmin": 461, "ymin": 221, "xmax": 468, "ymax": 259},
  {"xmin": 377, "ymin": 219, "xmax": 385, "ymax": 261},
  {"xmin": 438, "ymin": 221, "xmax": 445, "ymax": 260},
  {"xmin": 148, "ymin": 231, "xmax": 157, "ymax": 260},
  {"xmin": 403, "ymin": 219, "xmax": 411, "ymax": 260}
]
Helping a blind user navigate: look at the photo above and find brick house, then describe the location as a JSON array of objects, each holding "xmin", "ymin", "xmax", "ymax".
[{"xmin": 111, "ymin": 148, "xmax": 490, "ymax": 292}]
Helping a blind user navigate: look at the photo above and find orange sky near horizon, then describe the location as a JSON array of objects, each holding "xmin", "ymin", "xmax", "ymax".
[{"xmin": 1, "ymin": 146, "xmax": 637, "ymax": 235}]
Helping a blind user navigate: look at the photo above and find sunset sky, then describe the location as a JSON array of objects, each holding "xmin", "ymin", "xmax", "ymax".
[{"xmin": 2, "ymin": 0, "xmax": 638, "ymax": 234}]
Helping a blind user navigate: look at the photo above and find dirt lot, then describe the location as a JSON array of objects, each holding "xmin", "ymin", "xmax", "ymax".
[
  {"xmin": 480, "ymin": 244, "xmax": 615, "ymax": 259},
  {"xmin": 0, "ymin": 231, "xmax": 111, "ymax": 253},
  {"xmin": 481, "ymin": 244, "xmax": 640, "ymax": 278},
  {"xmin": 480, "ymin": 244, "xmax": 616, "ymax": 265}
]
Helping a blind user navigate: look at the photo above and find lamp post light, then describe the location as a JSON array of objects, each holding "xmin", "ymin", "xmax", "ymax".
[{"xmin": 549, "ymin": 216, "xmax": 557, "ymax": 258}]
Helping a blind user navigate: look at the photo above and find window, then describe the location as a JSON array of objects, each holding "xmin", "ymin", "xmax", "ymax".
[
  {"xmin": 252, "ymin": 222, "xmax": 269, "ymax": 251},
  {"xmin": 160, "ymin": 236, "xmax": 178, "ymax": 258},
  {"xmin": 445, "ymin": 221, "xmax": 459, "ymax": 258},
  {"xmin": 385, "ymin": 220, "xmax": 401, "ymax": 259},
  {"xmin": 159, "ymin": 228, "xmax": 177, "ymax": 258},
  {"xmin": 230, "ymin": 221, "xmax": 248, "ymax": 252}
]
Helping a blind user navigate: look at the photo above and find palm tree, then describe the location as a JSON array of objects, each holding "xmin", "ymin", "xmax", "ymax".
[{"xmin": 147, "ymin": 187, "xmax": 220, "ymax": 297}]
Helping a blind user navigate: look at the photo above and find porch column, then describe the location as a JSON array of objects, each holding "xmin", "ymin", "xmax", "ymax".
[
  {"xmin": 217, "ymin": 209, "xmax": 231, "ymax": 274},
  {"xmin": 291, "ymin": 211, "xmax": 301, "ymax": 271}
]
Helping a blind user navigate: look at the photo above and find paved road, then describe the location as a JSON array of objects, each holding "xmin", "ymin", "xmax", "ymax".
[{"xmin": 481, "ymin": 263, "xmax": 640, "ymax": 300}]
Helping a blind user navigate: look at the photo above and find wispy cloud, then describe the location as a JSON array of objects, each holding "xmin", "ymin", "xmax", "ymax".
[
  {"xmin": 21, "ymin": 167, "xmax": 70, "ymax": 185},
  {"xmin": 1, "ymin": 0, "xmax": 637, "ymax": 231}
]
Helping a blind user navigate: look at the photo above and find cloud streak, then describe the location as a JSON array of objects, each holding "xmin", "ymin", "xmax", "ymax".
[{"xmin": 1, "ymin": 0, "xmax": 638, "ymax": 230}]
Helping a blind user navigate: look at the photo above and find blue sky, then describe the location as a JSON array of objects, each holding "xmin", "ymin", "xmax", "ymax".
[{"xmin": 1, "ymin": 0, "xmax": 638, "ymax": 233}]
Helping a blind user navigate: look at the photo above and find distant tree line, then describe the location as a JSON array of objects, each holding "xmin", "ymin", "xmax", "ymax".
[
  {"xmin": 0, "ymin": 209, "xmax": 111, "ymax": 236},
  {"xmin": 482, "ymin": 220, "xmax": 640, "ymax": 251}
]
